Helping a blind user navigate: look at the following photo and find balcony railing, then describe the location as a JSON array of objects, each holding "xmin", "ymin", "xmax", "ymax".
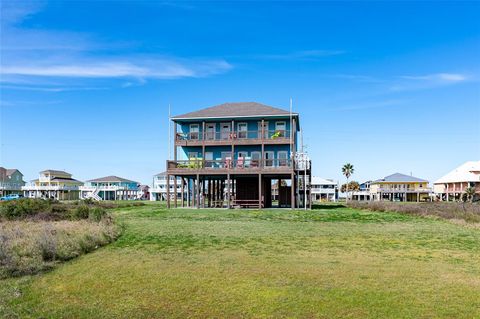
[
  {"xmin": 168, "ymin": 158, "xmax": 293, "ymax": 171},
  {"xmin": 376, "ymin": 187, "xmax": 432, "ymax": 193},
  {"xmin": 176, "ymin": 130, "xmax": 291, "ymax": 142}
]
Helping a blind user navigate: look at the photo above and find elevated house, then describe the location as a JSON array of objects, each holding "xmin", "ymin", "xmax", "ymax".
[
  {"xmin": 310, "ymin": 177, "xmax": 338, "ymax": 202},
  {"xmin": 166, "ymin": 102, "xmax": 312, "ymax": 209},
  {"xmin": 351, "ymin": 181, "xmax": 372, "ymax": 201},
  {"xmin": 22, "ymin": 170, "xmax": 83, "ymax": 200},
  {"xmin": 150, "ymin": 172, "xmax": 182, "ymax": 201},
  {"xmin": 370, "ymin": 173, "xmax": 431, "ymax": 202},
  {"xmin": 434, "ymin": 161, "xmax": 480, "ymax": 201},
  {"xmin": 0, "ymin": 167, "xmax": 26, "ymax": 196},
  {"xmin": 80, "ymin": 176, "xmax": 140, "ymax": 200}
]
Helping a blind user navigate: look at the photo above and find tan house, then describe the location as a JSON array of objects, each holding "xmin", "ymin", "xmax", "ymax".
[
  {"xmin": 434, "ymin": 161, "xmax": 480, "ymax": 201},
  {"xmin": 23, "ymin": 170, "xmax": 83, "ymax": 200},
  {"xmin": 370, "ymin": 173, "xmax": 430, "ymax": 202}
]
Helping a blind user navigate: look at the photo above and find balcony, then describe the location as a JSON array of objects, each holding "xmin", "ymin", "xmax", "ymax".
[
  {"xmin": 79, "ymin": 185, "xmax": 135, "ymax": 191},
  {"xmin": 22, "ymin": 185, "xmax": 81, "ymax": 191},
  {"xmin": 376, "ymin": 187, "xmax": 432, "ymax": 193},
  {"xmin": 167, "ymin": 158, "xmax": 296, "ymax": 175},
  {"xmin": 175, "ymin": 130, "xmax": 292, "ymax": 147}
]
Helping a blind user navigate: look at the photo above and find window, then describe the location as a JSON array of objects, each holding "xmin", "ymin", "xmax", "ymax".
[
  {"xmin": 238, "ymin": 151, "xmax": 248, "ymax": 159},
  {"xmin": 205, "ymin": 152, "xmax": 213, "ymax": 167},
  {"xmin": 221, "ymin": 152, "xmax": 232, "ymax": 160},
  {"xmin": 237, "ymin": 123, "xmax": 248, "ymax": 139},
  {"xmin": 251, "ymin": 151, "xmax": 261, "ymax": 167},
  {"xmin": 275, "ymin": 121, "xmax": 286, "ymax": 137},
  {"xmin": 264, "ymin": 151, "xmax": 274, "ymax": 167},
  {"xmin": 190, "ymin": 124, "xmax": 200, "ymax": 140}
]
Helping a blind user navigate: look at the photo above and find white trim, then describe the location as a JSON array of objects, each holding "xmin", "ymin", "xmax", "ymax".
[{"xmin": 172, "ymin": 114, "xmax": 299, "ymax": 120}]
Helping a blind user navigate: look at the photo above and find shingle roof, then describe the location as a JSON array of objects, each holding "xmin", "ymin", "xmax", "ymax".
[
  {"xmin": 172, "ymin": 102, "xmax": 298, "ymax": 120},
  {"xmin": 87, "ymin": 175, "xmax": 138, "ymax": 183},
  {"xmin": 311, "ymin": 176, "xmax": 337, "ymax": 185},
  {"xmin": 40, "ymin": 169, "xmax": 71, "ymax": 176},
  {"xmin": 5, "ymin": 169, "xmax": 21, "ymax": 176},
  {"xmin": 51, "ymin": 177, "xmax": 83, "ymax": 184},
  {"xmin": 373, "ymin": 173, "xmax": 428, "ymax": 183},
  {"xmin": 434, "ymin": 161, "xmax": 480, "ymax": 184}
]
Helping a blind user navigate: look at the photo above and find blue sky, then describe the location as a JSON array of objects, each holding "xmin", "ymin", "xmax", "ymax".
[{"xmin": 1, "ymin": 1, "xmax": 479, "ymax": 185}]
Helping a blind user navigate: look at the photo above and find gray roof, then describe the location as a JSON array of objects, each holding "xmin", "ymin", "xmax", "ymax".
[
  {"xmin": 5, "ymin": 169, "xmax": 22, "ymax": 176},
  {"xmin": 373, "ymin": 173, "xmax": 428, "ymax": 183},
  {"xmin": 40, "ymin": 169, "xmax": 71, "ymax": 176},
  {"xmin": 172, "ymin": 102, "xmax": 298, "ymax": 120},
  {"xmin": 87, "ymin": 175, "xmax": 138, "ymax": 183}
]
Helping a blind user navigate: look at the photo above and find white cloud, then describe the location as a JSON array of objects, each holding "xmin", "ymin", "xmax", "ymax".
[
  {"xmin": 0, "ymin": 1, "xmax": 233, "ymax": 90},
  {"xmin": 400, "ymin": 73, "xmax": 467, "ymax": 82}
]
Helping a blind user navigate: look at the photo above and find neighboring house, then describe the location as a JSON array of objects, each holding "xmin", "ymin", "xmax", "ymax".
[
  {"xmin": 166, "ymin": 102, "xmax": 312, "ymax": 209},
  {"xmin": 80, "ymin": 176, "xmax": 139, "ymax": 200},
  {"xmin": 351, "ymin": 181, "xmax": 372, "ymax": 201},
  {"xmin": 150, "ymin": 172, "xmax": 182, "ymax": 201},
  {"xmin": 0, "ymin": 167, "xmax": 26, "ymax": 196},
  {"xmin": 370, "ymin": 173, "xmax": 431, "ymax": 202},
  {"xmin": 310, "ymin": 177, "xmax": 338, "ymax": 202},
  {"xmin": 22, "ymin": 170, "xmax": 83, "ymax": 200},
  {"xmin": 434, "ymin": 161, "xmax": 480, "ymax": 201}
]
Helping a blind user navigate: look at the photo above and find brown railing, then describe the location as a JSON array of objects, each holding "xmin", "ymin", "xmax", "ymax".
[
  {"xmin": 176, "ymin": 130, "xmax": 291, "ymax": 141},
  {"xmin": 167, "ymin": 159, "xmax": 293, "ymax": 170}
]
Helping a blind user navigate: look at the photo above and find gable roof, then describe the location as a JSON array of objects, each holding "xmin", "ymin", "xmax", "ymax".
[
  {"xmin": 172, "ymin": 102, "xmax": 298, "ymax": 120},
  {"xmin": 373, "ymin": 173, "xmax": 428, "ymax": 183},
  {"xmin": 311, "ymin": 176, "xmax": 337, "ymax": 185},
  {"xmin": 5, "ymin": 169, "xmax": 22, "ymax": 177},
  {"xmin": 40, "ymin": 169, "xmax": 71, "ymax": 176},
  {"xmin": 87, "ymin": 175, "xmax": 138, "ymax": 183},
  {"xmin": 434, "ymin": 161, "xmax": 480, "ymax": 184}
]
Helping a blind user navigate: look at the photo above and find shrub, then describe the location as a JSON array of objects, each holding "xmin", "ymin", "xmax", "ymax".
[
  {"xmin": 346, "ymin": 201, "xmax": 480, "ymax": 223},
  {"xmin": 88, "ymin": 207, "xmax": 107, "ymax": 222},
  {"xmin": 0, "ymin": 199, "xmax": 51, "ymax": 220},
  {"xmin": 73, "ymin": 205, "xmax": 90, "ymax": 220}
]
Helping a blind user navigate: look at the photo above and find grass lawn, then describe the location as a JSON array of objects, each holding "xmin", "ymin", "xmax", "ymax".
[{"xmin": 1, "ymin": 203, "xmax": 479, "ymax": 318}]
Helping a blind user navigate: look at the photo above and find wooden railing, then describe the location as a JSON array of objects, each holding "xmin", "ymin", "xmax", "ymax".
[
  {"xmin": 167, "ymin": 159, "xmax": 293, "ymax": 171},
  {"xmin": 176, "ymin": 130, "xmax": 291, "ymax": 141}
]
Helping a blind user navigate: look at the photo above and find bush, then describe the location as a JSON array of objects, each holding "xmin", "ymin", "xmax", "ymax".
[
  {"xmin": 0, "ymin": 199, "xmax": 51, "ymax": 220},
  {"xmin": 73, "ymin": 205, "xmax": 90, "ymax": 220},
  {"xmin": 88, "ymin": 207, "xmax": 107, "ymax": 222},
  {"xmin": 346, "ymin": 201, "xmax": 480, "ymax": 223},
  {"xmin": 0, "ymin": 220, "xmax": 121, "ymax": 278}
]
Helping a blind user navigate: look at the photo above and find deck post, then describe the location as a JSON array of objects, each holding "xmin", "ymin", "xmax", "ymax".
[
  {"xmin": 181, "ymin": 177, "xmax": 185, "ymax": 207},
  {"xmin": 258, "ymin": 173, "xmax": 262, "ymax": 209},
  {"xmin": 196, "ymin": 174, "xmax": 200, "ymax": 209},
  {"xmin": 173, "ymin": 175, "xmax": 177, "ymax": 208},
  {"xmin": 166, "ymin": 174, "xmax": 170, "ymax": 209},
  {"xmin": 291, "ymin": 172, "xmax": 295, "ymax": 209},
  {"xmin": 227, "ymin": 174, "xmax": 231, "ymax": 209}
]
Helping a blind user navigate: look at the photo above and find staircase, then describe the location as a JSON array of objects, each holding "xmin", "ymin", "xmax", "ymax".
[{"xmin": 85, "ymin": 188, "xmax": 102, "ymax": 201}]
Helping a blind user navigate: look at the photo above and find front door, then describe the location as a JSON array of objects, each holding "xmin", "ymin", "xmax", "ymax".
[{"xmin": 206, "ymin": 124, "xmax": 216, "ymax": 140}]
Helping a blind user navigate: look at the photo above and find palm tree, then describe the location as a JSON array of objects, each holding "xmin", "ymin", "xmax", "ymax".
[
  {"xmin": 342, "ymin": 163, "xmax": 354, "ymax": 202},
  {"xmin": 464, "ymin": 187, "xmax": 476, "ymax": 203}
]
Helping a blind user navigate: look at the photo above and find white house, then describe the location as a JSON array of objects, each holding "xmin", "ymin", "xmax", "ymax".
[
  {"xmin": 434, "ymin": 161, "xmax": 480, "ymax": 201},
  {"xmin": 310, "ymin": 177, "xmax": 338, "ymax": 202},
  {"xmin": 150, "ymin": 172, "xmax": 182, "ymax": 201}
]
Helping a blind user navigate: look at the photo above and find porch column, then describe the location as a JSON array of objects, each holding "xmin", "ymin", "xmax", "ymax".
[
  {"xmin": 417, "ymin": 192, "xmax": 420, "ymax": 202},
  {"xmin": 173, "ymin": 176, "xmax": 177, "ymax": 208},
  {"xmin": 181, "ymin": 177, "xmax": 185, "ymax": 207},
  {"xmin": 227, "ymin": 174, "xmax": 231, "ymax": 209},
  {"xmin": 291, "ymin": 172, "xmax": 295, "ymax": 209},
  {"xmin": 196, "ymin": 174, "xmax": 200, "ymax": 209},
  {"xmin": 258, "ymin": 173, "xmax": 262, "ymax": 209},
  {"xmin": 166, "ymin": 174, "xmax": 170, "ymax": 209}
]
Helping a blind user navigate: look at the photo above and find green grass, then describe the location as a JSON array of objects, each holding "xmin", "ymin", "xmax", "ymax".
[{"xmin": 1, "ymin": 203, "xmax": 479, "ymax": 318}]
